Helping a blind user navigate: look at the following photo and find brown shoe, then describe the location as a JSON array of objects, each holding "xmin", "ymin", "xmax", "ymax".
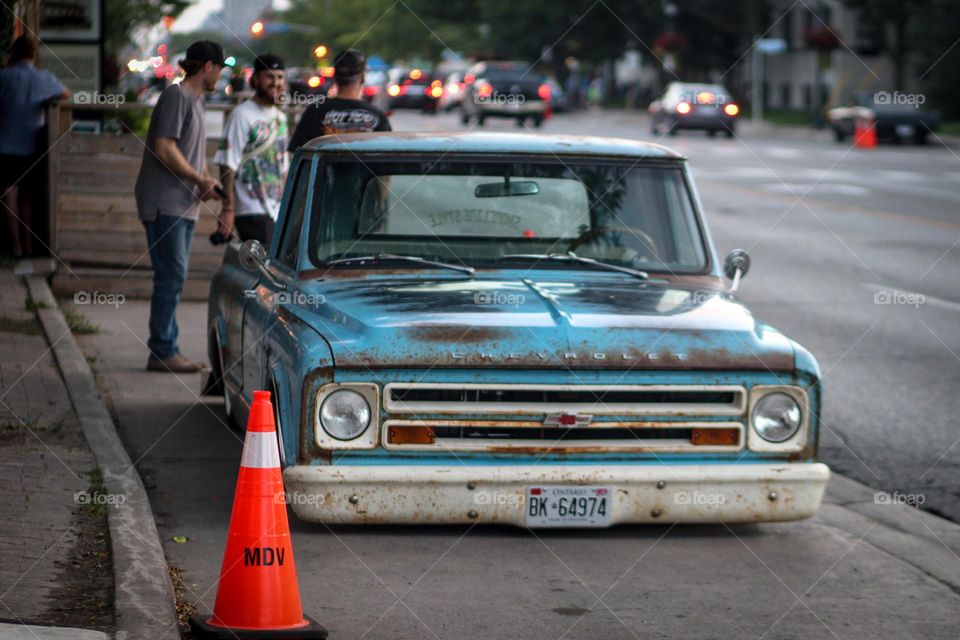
[{"xmin": 146, "ymin": 354, "xmax": 206, "ymax": 373}]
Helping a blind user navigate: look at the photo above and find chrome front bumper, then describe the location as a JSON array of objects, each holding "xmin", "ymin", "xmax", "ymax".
[{"xmin": 283, "ymin": 462, "xmax": 830, "ymax": 526}]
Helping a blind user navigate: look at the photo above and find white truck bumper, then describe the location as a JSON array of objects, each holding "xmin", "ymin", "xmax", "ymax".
[{"xmin": 283, "ymin": 462, "xmax": 830, "ymax": 526}]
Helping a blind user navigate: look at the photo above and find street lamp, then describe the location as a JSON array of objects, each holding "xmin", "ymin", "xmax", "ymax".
[{"xmin": 249, "ymin": 20, "xmax": 321, "ymax": 38}]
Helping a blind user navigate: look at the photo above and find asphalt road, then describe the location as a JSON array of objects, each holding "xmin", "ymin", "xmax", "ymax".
[{"xmin": 76, "ymin": 109, "xmax": 960, "ymax": 638}]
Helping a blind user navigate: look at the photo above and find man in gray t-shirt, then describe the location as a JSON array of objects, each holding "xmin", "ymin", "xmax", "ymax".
[{"xmin": 135, "ymin": 41, "xmax": 226, "ymax": 373}]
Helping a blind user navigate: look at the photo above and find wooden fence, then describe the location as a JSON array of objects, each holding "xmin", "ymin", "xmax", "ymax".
[{"xmin": 48, "ymin": 102, "xmax": 250, "ymax": 300}]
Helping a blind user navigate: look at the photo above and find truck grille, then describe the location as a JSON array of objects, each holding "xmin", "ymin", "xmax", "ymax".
[{"xmin": 383, "ymin": 383, "xmax": 746, "ymax": 416}]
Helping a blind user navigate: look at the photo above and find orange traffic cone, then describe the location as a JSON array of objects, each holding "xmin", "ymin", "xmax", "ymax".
[
  {"xmin": 190, "ymin": 390, "xmax": 327, "ymax": 639},
  {"xmin": 853, "ymin": 117, "xmax": 877, "ymax": 148}
]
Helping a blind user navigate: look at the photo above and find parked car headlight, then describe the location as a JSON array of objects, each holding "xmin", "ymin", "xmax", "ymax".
[
  {"xmin": 752, "ymin": 392, "xmax": 802, "ymax": 442},
  {"xmin": 319, "ymin": 390, "xmax": 371, "ymax": 440}
]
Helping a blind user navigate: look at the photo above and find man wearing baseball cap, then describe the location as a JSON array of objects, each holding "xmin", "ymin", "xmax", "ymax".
[
  {"xmin": 134, "ymin": 40, "xmax": 228, "ymax": 373},
  {"xmin": 213, "ymin": 53, "xmax": 289, "ymax": 246},
  {"xmin": 288, "ymin": 48, "xmax": 391, "ymax": 151}
]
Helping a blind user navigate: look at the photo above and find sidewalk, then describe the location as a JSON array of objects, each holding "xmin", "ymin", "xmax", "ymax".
[{"xmin": 0, "ymin": 268, "xmax": 111, "ymax": 638}]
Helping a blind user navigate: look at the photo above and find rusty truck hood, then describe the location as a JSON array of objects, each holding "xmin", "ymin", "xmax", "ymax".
[{"xmin": 293, "ymin": 273, "xmax": 796, "ymax": 370}]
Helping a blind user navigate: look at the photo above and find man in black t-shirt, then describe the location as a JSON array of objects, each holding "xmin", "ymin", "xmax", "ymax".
[{"xmin": 288, "ymin": 49, "xmax": 391, "ymax": 151}]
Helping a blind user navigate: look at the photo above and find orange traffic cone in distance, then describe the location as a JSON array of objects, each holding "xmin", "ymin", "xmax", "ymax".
[
  {"xmin": 190, "ymin": 390, "xmax": 327, "ymax": 639},
  {"xmin": 854, "ymin": 117, "xmax": 877, "ymax": 148}
]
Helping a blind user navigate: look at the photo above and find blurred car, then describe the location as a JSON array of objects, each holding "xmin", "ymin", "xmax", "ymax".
[
  {"xmin": 378, "ymin": 68, "xmax": 442, "ymax": 114},
  {"xmin": 362, "ymin": 68, "xmax": 387, "ymax": 103},
  {"xmin": 649, "ymin": 82, "xmax": 740, "ymax": 137},
  {"xmin": 437, "ymin": 71, "xmax": 467, "ymax": 112},
  {"xmin": 459, "ymin": 61, "xmax": 551, "ymax": 127},
  {"xmin": 826, "ymin": 92, "xmax": 939, "ymax": 145},
  {"xmin": 285, "ymin": 67, "xmax": 331, "ymax": 101}
]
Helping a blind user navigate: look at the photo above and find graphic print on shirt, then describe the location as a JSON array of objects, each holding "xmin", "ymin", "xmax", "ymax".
[
  {"xmin": 238, "ymin": 117, "xmax": 288, "ymax": 214},
  {"xmin": 322, "ymin": 109, "xmax": 381, "ymax": 134}
]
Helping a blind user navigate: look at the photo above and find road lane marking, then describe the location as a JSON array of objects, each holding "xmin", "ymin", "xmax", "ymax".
[
  {"xmin": 763, "ymin": 183, "xmax": 871, "ymax": 196},
  {"xmin": 764, "ymin": 147, "xmax": 802, "ymax": 159}
]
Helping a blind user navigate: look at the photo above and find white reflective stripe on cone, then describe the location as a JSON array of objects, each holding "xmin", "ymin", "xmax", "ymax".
[{"xmin": 241, "ymin": 431, "xmax": 280, "ymax": 469}]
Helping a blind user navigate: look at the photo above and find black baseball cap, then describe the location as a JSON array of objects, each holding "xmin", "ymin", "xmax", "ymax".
[
  {"xmin": 253, "ymin": 53, "xmax": 285, "ymax": 74},
  {"xmin": 333, "ymin": 49, "xmax": 366, "ymax": 79},
  {"xmin": 184, "ymin": 40, "xmax": 227, "ymax": 66}
]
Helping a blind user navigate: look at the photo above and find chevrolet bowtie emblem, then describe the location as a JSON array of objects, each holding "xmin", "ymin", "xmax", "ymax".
[{"xmin": 544, "ymin": 413, "xmax": 593, "ymax": 428}]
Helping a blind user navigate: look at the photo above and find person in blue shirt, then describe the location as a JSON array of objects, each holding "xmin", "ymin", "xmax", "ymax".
[{"xmin": 0, "ymin": 36, "xmax": 69, "ymax": 258}]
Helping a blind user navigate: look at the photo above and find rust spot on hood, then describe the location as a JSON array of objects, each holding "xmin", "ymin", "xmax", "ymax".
[{"xmin": 411, "ymin": 325, "xmax": 510, "ymax": 344}]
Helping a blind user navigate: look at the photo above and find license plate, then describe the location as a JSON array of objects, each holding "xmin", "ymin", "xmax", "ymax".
[
  {"xmin": 896, "ymin": 124, "xmax": 915, "ymax": 137},
  {"xmin": 525, "ymin": 486, "xmax": 611, "ymax": 528}
]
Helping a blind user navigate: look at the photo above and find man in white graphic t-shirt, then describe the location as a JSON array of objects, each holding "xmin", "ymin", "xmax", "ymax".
[{"xmin": 214, "ymin": 53, "xmax": 289, "ymax": 246}]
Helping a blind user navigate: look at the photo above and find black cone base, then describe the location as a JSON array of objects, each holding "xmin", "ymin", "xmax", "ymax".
[{"xmin": 189, "ymin": 613, "xmax": 328, "ymax": 639}]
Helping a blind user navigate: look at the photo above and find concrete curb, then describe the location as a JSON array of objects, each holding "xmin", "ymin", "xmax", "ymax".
[
  {"xmin": 822, "ymin": 473, "xmax": 960, "ymax": 593},
  {"xmin": 25, "ymin": 276, "xmax": 180, "ymax": 640}
]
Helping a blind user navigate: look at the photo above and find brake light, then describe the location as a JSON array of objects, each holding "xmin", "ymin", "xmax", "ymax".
[
  {"xmin": 320, "ymin": 66, "xmax": 335, "ymax": 78},
  {"xmin": 695, "ymin": 91, "xmax": 715, "ymax": 105},
  {"xmin": 464, "ymin": 73, "xmax": 475, "ymax": 83},
  {"xmin": 363, "ymin": 85, "xmax": 378, "ymax": 97},
  {"xmin": 724, "ymin": 103, "xmax": 740, "ymax": 117},
  {"xmin": 446, "ymin": 83, "xmax": 460, "ymax": 95},
  {"xmin": 476, "ymin": 82, "xmax": 493, "ymax": 98},
  {"xmin": 409, "ymin": 68, "xmax": 422, "ymax": 80},
  {"xmin": 387, "ymin": 84, "xmax": 401, "ymax": 97},
  {"xmin": 428, "ymin": 84, "xmax": 443, "ymax": 98},
  {"xmin": 537, "ymin": 83, "xmax": 551, "ymax": 100},
  {"xmin": 676, "ymin": 101, "xmax": 692, "ymax": 114},
  {"xmin": 307, "ymin": 75, "xmax": 321, "ymax": 88}
]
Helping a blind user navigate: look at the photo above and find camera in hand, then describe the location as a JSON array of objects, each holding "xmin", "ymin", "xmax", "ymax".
[{"xmin": 209, "ymin": 185, "xmax": 230, "ymax": 245}]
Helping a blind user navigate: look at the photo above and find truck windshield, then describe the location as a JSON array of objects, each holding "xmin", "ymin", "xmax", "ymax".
[{"xmin": 310, "ymin": 159, "xmax": 708, "ymax": 273}]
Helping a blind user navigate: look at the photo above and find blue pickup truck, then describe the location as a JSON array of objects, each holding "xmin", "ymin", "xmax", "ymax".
[{"xmin": 206, "ymin": 132, "xmax": 829, "ymax": 528}]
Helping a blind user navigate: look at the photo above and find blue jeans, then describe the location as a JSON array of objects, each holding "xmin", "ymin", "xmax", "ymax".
[{"xmin": 143, "ymin": 214, "xmax": 195, "ymax": 359}]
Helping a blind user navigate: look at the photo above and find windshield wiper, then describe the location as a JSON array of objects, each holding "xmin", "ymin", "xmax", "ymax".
[
  {"xmin": 501, "ymin": 251, "xmax": 648, "ymax": 280},
  {"xmin": 324, "ymin": 253, "xmax": 476, "ymax": 276}
]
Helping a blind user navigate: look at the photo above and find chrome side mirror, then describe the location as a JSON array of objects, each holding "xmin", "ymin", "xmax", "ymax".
[
  {"xmin": 724, "ymin": 249, "xmax": 751, "ymax": 292},
  {"xmin": 238, "ymin": 239, "xmax": 286, "ymax": 291},
  {"xmin": 238, "ymin": 239, "xmax": 267, "ymax": 271}
]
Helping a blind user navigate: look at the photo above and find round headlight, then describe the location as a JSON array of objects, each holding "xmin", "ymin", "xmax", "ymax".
[
  {"xmin": 319, "ymin": 390, "xmax": 371, "ymax": 440},
  {"xmin": 752, "ymin": 392, "xmax": 802, "ymax": 443}
]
